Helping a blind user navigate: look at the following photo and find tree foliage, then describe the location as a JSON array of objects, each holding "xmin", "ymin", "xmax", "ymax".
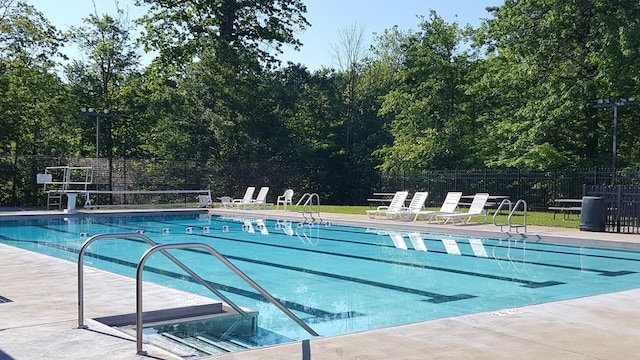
[
  {"xmin": 472, "ymin": 0, "xmax": 640, "ymax": 169},
  {"xmin": 135, "ymin": 0, "xmax": 309, "ymax": 67},
  {"xmin": 376, "ymin": 11, "xmax": 478, "ymax": 171},
  {"xmin": 3, "ymin": 0, "xmax": 640, "ymax": 206}
]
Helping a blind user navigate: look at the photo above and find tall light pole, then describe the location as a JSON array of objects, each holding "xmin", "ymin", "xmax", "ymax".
[
  {"xmin": 79, "ymin": 108, "xmax": 117, "ymax": 158},
  {"xmin": 594, "ymin": 97, "xmax": 639, "ymax": 184}
]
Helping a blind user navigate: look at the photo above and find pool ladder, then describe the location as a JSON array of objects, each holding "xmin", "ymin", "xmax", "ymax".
[
  {"xmin": 295, "ymin": 192, "xmax": 322, "ymax": 223},
  {"xmin": 77, "ymin": 233, "xmax": 319, "ymax": 355},
  {"xmin": 493, "ymin": 199, "xmax": 527, "ymax": 233}
]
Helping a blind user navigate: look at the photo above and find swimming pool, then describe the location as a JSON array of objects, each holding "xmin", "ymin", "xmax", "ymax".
[{"xmin": 2, "ymin": 212, "xmax": 640, "ymax": 349}]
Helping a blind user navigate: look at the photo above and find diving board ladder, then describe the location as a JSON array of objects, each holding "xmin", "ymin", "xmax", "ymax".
[{"xmin": 493, "ymin": 199, "xmax": 527, "ymax": 233}]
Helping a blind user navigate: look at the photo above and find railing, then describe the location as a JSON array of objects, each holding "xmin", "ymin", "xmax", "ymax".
[
  {"xmin": 493, "ymin": 199, "xmax": 527, "ymax": 233},
  {"xmin": 76, "ymin": 233, "xmax": 318, "ymax": 356},
  {"xmin": 77, "ymin": 233, "xmax": 246, "ymax": 330},
  {"xmin": 508, "ymin": 199, "xmax": 527, "ymax": 233},
  {"xmin": 136, "ymin": 242, "xmax": 319, "ymax": 355},
  {"xmin": 295, "ymin": 192, "xmax": 322, "ymax": 223},
  {"xmin": 584, "ymin": 185, "xmax": 640, "ymax": 233}
]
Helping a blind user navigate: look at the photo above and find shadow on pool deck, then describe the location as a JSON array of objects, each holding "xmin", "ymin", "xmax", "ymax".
[{"xmin": 1, "ymin": 208, "xmax": 640, "ymax": 359}]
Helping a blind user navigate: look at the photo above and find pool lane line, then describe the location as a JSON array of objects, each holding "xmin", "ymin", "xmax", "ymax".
[
  {"xmin": 139, "ymin": 219, "xmax": 640, "ymax": 265},
  {"xmin": 1, "ymin": 232, "xmax": 476, "ymax": 305},
  {"xmin": 109, "ymin": 217, "xmax": 640, "ymax": 267},
  {"xmin": 139, "ymin": 222, "xmax": 640, "ymax": 277},
  {"xmin": 28, "ymin": 223, "xmax": 633, "ymax": 281},
  {"xmin": 4, "ymin": 236, "xmax": 363, "ymax": 323}
]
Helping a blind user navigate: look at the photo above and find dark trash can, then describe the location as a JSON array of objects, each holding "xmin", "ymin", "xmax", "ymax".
[{"xmin": 579, "ymin": 196, "xmax": 606, "ymax": 232}]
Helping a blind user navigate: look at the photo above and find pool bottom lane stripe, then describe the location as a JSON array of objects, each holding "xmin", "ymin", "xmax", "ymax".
[
  {"xmin": 91, "ymin": 221, "xmax": 640, "ymax": 278},
  {"xmin": 195, "ymin": 234, "xmax": 567, "ymax": 289},
  {"xmin": 222, "ymin": 255, "xmax": 476, "ymax": 304}
]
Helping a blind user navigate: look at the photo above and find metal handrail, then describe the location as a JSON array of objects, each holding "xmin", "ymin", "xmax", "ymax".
[
  {"xmin": 508, "ymin": 199, "xmax": 528, "ymax": 233},
  {"xmin": 136, "ymin": 242, "xmax": 319, "ymax": 355},
  {"xmin": 294, "ymin": 193, "xmax": 311, "ymax": 210},
  {"xmin": 493, "ymin": 199, "xmax": 527, "ymax": 233},
  {"xmin": 295, "ymin": 192, "xmax": 322, "ymax": 222},
  {"xmin": 77, "ymin": 232, "xmax": 247, "ymax": 329},
  {"xmin": 492, "ymin": 199, "xmax": 512, "ymax": 231}
]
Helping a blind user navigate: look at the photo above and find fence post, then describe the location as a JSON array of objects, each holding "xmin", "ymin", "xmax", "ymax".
[{"xmin": 616, "ymin": 185, "xmax": 622, "ymax": 233}]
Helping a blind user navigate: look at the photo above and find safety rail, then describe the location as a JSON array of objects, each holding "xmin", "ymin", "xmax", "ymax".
[
  {"xmin": 493, "ymin": 199, "xmax": 528, "ymax": 233},
  {"xmin": 77, "ymin": 233, "xmax": 246, "ymax": 330},
  {"xmin": 136, "ymin": 242, "xmax": 319, "ymax": 355},
  {"xmin": 295, "ymin": 192, "xmax": 322, "ymax": 223},
  {"xmin": 77, "ymin": 233, "xmax": 318, "ymax": 356}
]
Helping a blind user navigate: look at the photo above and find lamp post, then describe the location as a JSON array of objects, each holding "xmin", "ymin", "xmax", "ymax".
[
  {"xmin": 594, "ymin": 98, "xmax": 639, "ymax": 184},
  {"xmin": 79, "ymin": 108, "xmax": 117, "ymax": 158}
]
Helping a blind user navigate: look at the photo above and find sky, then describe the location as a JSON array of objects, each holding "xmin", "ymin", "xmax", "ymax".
[{"xmin": 24, "ymin": 0, "xmax": 504, "ymax": 70}]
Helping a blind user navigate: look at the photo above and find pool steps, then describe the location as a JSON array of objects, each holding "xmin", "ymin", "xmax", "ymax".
[{"xmin": 78, "ymin": 232, "xmax": 318, "ymax": 355}]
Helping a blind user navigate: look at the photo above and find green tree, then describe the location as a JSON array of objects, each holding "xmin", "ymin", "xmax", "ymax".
[
  {"xmin": 0, "ymin": 1, "xmax": 74, "ymax": 204},
  {"xmin": 377, "ymin": 11, "xmax": 478, "ymax": 171},
  {"xmin": 65, "ymin": 8, "xmax": 142, "ymax": 158},
  {"xmin": 135, "ymin": 0, "xmax": 309, "ymax": 67},
  {"xmin": 473, "ymin": 0, "xmax": 640, "ymax": 169}
]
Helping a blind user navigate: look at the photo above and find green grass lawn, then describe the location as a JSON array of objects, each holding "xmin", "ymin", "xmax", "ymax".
[{"xmin": 318, "ymin": 205, "xmax": 580, "ymax": 229}]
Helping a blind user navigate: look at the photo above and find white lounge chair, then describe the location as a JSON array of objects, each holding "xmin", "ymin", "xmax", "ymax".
[
  {"xmin": 366, "ymin": 191, "xmax": 409, "ymax": 219},
  {"xmin": 276, "ymin": 189, "xmax": 294, "ymax": 210},
  {"xmin": 394, "ymin": 191, "xmax": 428, "ymax": 221},
  {"xmin": 251, "ymin": 187, "xmax": 271, "ymax": 208},
  {"xmin": 412, "ymin": 191, "xmax": 462, "ymax": 222},
  {"xmin": 218, "ymin": 196, "xmax": 233, "ymax": 208},
  {"xmin": 437, "ymin": 193, "xmax": 490, "ymax": 224},
  {"xmin": 232, "ymin": 187, "xmax": 255, "ymax": 208},
  {"xmin": 197, "ymin": 194, "xmax": 212, "ymax": 208}
]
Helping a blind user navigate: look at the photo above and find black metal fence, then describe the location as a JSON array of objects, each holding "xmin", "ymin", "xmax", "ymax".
[
  {"xmin": 584, "ymin": 185, "xmax": 640, "ymax": 233},
  {"xmin": 374, "ymin": 168, "xmax": 640, "ymax": 210},
  {"xmin": 2, "ymin": 155, "xmax": 640, "ymax": 211}
]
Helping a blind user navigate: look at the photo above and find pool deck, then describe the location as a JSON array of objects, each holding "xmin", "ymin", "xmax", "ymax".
[{"xmin": 1, "ymin": 207, "xmax": 640, "ymax": 359}]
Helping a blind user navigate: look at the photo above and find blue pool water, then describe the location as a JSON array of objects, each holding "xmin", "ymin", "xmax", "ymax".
[{"xmin": 2, "ymin": 212, "xmax": 640, "ymax": 343}]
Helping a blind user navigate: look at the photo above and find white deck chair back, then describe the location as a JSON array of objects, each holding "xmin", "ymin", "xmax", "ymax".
[
  {"xmin": 438, "ymin": 192, "xmax": 490, "ymax": 224},
  {"xmin": 467, "ymin": 193, "xmax": 490, "ymax": 213},
  {"xmin": 440, "ymin": 192, "xmax": 463, "ymax": 213},
  {"xmin": 365, "ymin": 191, "xmax": 409, "ymax": 218},
  {"xmin": 388, "ymin": 191, "xmax": 409, "ymax": 212},
  {"xmin": 242, "ymin": 187, "xmax": 256, "ymax": 202},
  {"xmin": 232, "ymin": 186, "xmax": 255, "ymax": 208},
  {"xmin": 410, "ymin": 191, "xmax": 462, "ymax": 222},
  {"xmin": 407, "ymin": 192, "xmax": 428, "ymax": 212},
  {"xmin": 253, "ymin": 187, "xmax": 269, "ymax": 205}
]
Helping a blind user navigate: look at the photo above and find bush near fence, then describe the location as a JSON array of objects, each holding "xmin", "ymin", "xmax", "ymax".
[{"xmin": 1, "ymin": 155, "xmax": 639, "ymax": 210}]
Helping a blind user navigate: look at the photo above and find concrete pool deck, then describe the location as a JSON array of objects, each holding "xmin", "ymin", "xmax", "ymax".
[{"xmin": 1, "ymin": 208, "xmax": 639, "ymax": 359}]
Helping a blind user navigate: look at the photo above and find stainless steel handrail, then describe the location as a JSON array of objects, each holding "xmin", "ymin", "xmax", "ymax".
[
  {"xmin": 295, "ymin": 192, "xmax": 322, "ymax": 222},
  {"xmin": 493, "ymin": 199, "xmax": 527, "ymax": 233},
  {"xmin": 77, "ymin": 232, "xmax": 247, "ymax": 329},
  {"xmin": 492, "ymin": 199, "xmax": 512, "ymax": 231},
  {"xmin": 136, "ymin": 242, "xmax": 319, "ymax": 354},
  {"xmin": 508, "ymin": 199, "xmax": 528, "ymax": 233}
]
